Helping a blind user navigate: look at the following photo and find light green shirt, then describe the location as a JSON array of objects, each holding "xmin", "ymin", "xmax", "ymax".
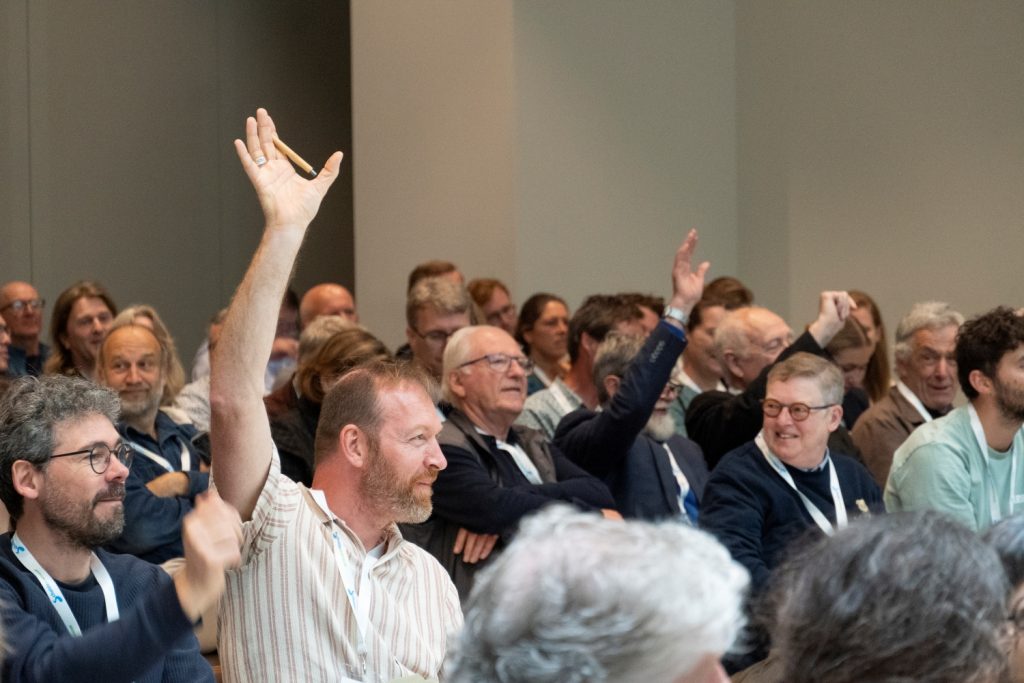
[
  {"xmin": 885, "ymin": 404, "xmax": 1024, "ymax": 531},
  {"xmin": 515, "ymin": 378, "xmax": 584, "ymax": 439}
]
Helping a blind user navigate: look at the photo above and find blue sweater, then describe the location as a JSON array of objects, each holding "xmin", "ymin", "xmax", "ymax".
[{"xmin": 0, "ymin": 534, "xmax": 211, "ymax": 682}]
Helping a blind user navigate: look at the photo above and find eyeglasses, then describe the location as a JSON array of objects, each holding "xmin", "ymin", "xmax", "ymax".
[
  {"xmin": 1, "ymin": 298, "xmax": 45, "ymax": 314},
  {"xmin": 458, "ymin": 353, "xmax": 534, "ymax": 374},
  {"xmin": 662, "ymin": 381, "xmax": 682, "ymax": 398},
  {"xmin": 50, "ymin": 442, "xmax": 134, "ymax": 475},
  {"xmin": 412, "ymin": 327, "xmax": 461, "ymax": 347},
  {"xmin": 761, "ymin": 399, "xmax": 834, "ymax": 421}
]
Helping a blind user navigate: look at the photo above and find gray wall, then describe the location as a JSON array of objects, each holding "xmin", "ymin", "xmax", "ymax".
[{"xmin": 1, "ymin": 0, "xmax": 353, "ymax": 360}]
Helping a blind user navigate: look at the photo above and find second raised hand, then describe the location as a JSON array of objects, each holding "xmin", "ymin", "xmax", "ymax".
[{"xmin": 669, "ymin": 229, "xmax": 711, "ymax": 314}]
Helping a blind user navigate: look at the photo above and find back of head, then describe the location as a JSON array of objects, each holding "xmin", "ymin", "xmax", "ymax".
[
  {"xmin": 956, "ymin": 306, "xmax": 1024, "ymax": 399},
  {"xmin": 703, "ymin": 276, "xmax": 754, "ymax": 309},
  {"xmin": 773, "ymin": 512, "xmax": 1008, "ymax": 683},
  {"xmin": 592, "ymin": 333, "xmax": 644, "ymax": 404},
  {"xmin": 984, "ymin": 515, "xmax": 1024, "ymax": 588},
  {"xmin": 313, "ymin": 360, "xmax": 437, "ymax": 468},
  {"xmin": 406, "ymin": 277, "xmax": 471, "ymax": 328},
  {"xmin": 766, "ymin": 352, "xmax": 844, "ymax": 406},
  {"xmin": 448, "ymin": 506, "xmax": 748, "ymax": 683},
  {"xmin": 894, "ymin": 301, "xmax": 965, "ymax": 365},
  {"xmin": 0, "ymin": 375, "xmax": 120, "ymax": 526},
  {"xmin": 111, "ymin": 304, "xmax": 186, "ymax": 403},
  {"xmin": 298, "ymin": 315, "xmax": 356, "ymax": 363},
  {"xmin": 408, "ymin": 260, "xmax": 460, "ymax": 293},
  {"xmin": 297, "ymin": 327, "xmax": 392, "ymax": 404},
  {"xmin": 45, "ymin": 280, "xmax": 118, "ymax": 375},
  {"xmin": 467, "ymin": 279, "xmax": 509, "ymax": 309},
  {"xmin": 567, "ymin": 295, "xmax": 642, "ymax": 365},
  {"xmin": 713, "ymin": 306, "xmax": 764, "ymax": 361}
]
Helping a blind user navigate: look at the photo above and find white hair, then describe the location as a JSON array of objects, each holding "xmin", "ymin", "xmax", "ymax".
[{"xmin": 446, "ymin": 506, "xmax": 748, "ymax": 683}]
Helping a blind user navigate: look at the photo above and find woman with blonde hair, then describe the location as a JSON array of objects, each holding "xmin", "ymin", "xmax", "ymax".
[{"xmin": 849, "ymin": 290, "xmax": 891, "ymax": 403}]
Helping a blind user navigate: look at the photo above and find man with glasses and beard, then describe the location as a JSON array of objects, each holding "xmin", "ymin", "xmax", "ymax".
[
  {"xmin": 887, "ymin": 307, "xmax": 1024, "ymax": 531},
  {"xmin": 0, "ymin": 375, "xmax": 241, "ymax": 681},
  {"xmin": 212, "ymin": 108, "xmax": 461, "ymax": 682}
]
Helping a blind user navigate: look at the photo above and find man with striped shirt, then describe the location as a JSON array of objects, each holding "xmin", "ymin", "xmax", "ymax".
[{"xmin": 212, "ymin": 109, "xmax": 461, "ymax": 683}]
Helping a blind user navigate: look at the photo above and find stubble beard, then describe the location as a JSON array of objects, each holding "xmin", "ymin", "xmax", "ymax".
[
  {"xmin": 995, "ymin": 378, "xmax": 1024, "ymax": 424},
  {"xmin": 41, "ymin": 483, "xmax": 126, "ymax": 550},
  {"xmin": 360, "ymin": 447, "xmax": 437, "ymax": 525}
]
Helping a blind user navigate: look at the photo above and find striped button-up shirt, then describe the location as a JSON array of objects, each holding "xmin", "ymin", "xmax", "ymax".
[{"xmin": 218, "ymin": 450, "xmax": 462, "ymax": 682}]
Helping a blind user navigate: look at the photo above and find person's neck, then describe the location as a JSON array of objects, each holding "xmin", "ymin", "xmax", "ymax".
[
  {"xmin": 72, "ymin": 353, "xmax": 97, "ymax": 382},
  {"xmin": 564, "ymin": 360, "xmax": 598, "ymax": 409},
  {"xmin": 10, "ymin": 334, "xmax": 39, "ymax": 356},
  {"xmin": 312, "ymin": 469, "xmax": 389, "ymax": 552},
  {"xmin": 973, "ymin": 397, "xmax": 1023, "ymax": 453},
  {"xmin": 531, "ymin": 353, "xmax": 567, "ymax": 384},
  {"xmin": 681, "ymin": 351, "xmax": 721, "ymax": 392},
  {"xmin": 123, "ymin": 408, "xmax": 160, "ymax": 440},
  {"xmin": 14, "ymin": 513, "xmax": 93, "ymax": 584}
]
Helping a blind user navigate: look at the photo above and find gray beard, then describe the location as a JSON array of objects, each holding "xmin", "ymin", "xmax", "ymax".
[{"xmin": 643, "ymin": 411, "xmax": 677, "ymax": 443}]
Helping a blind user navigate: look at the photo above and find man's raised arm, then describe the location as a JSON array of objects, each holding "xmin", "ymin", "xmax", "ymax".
[{"xmin": 211, "ymin": 108, "xmax": 343, "ymax": 520}]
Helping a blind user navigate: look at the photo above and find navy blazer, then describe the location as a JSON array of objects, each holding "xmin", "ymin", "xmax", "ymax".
[{"xmin": 554, "ymin": 322, "xmax": 709, "ymax": 520}]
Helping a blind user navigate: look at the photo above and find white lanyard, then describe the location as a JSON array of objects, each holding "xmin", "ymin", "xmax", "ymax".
[
  {"xmin": 308, "ymin": 491, "xmax": 375, "ymax": 668},
  {"xmin": 531, "ymin": 365, "xmax": 554, "ymax": 389},
  {"xmin": 550, "ymin": 381, "xmax": 577, "ymax": 414},
  {"xmin": 128, "ymin": 436, "xmax": 191, "ymax": 473},
  {"xmin": 754, "ymin": 432, "xmax": 847, "ymax": 535},
  {"xmin": 966, "ymin": 404, "xmax": 1021, "ymax": 525},
  {"xmin": 896, "ymin": 381, "xmax": 934, "ymax": 424},
  {"xmin": 10, "ymin": 533, "xmax": 119, "ymax": 636},
  {"xmin": 662, "ymin": 443, "xmax": 692, "ymax": 524}
]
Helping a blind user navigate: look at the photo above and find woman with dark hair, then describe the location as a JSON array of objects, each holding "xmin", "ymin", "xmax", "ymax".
[
  {"xmin": 269, "ymin": 327, "xmax": 391, "ymax": 485},
  {"xmin": 849, "ymin": 290, "xmax": 891, "ymax": 403},
  {"xmin": 44, "ymin": 280, "xmax": 117, "ymax": 381},
  {"xmin": 515, "ymin": 293, "xmax": 570, "ymax": 395}
]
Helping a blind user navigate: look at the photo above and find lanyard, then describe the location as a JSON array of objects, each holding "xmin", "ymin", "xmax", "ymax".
[
  {"xmin": 661, "ymin": 443, "xmax": 693, "ymax": 525},
  {"xmin": 896, "ymin": 381, "xmax": 934, "ymax": 424},
  {"xmin": 966, "ymin": 404, "xmax": 1021, "ymax": 525},
  {"xmin": 754, "ymin": 432, "xmax": 847, "ymax": 535},
  {"xmin": 128, "ymin": 436, "xmax": 191, "ymax": 473},
  {"xmin": 307, "ymin": 490, "xmax": 376, "ymax": 669},
  {"xmin": 11, "ymin": 534, "xmax": 119, "ymax": 636}
]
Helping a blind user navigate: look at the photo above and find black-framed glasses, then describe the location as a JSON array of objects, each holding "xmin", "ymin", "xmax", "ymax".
[
  {"xmin": 458, "ymin": 353, "xmax": 534, "ymax": 374},
  {"xmin": 411, "ymin": 327, "xmax": 461, "ymax": 347},
  {"xmin": 760, "ymin": 399, "xmax": 834, "ymax": 422},
  {"xmin": 50, "ymin": 442, "xmax": 134, "ymax": 474},
  {"xmin": 1, "ymin": 298, "xmax": 45, "ymax": 314},
  {"xmin": 662, "ymin": 381, "xmax": 683, "ymax": 397}
]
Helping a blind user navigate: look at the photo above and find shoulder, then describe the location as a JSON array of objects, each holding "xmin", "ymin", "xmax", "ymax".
[
  {"xmin": 708, "ymin": 443, "xmax": 763, "ymax": 482},
  {"xmin": 552, "ymin": 406, "xmax": 597, "ymax": 440},
  {"xmin": 157, "ymin": 409, "xmax": 198, "ymax": 437}
]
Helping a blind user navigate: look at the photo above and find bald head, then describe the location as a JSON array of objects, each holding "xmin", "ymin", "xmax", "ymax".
[
  {"xmin": 715, "ymin": 306, "xmax": 793, "ymax": 390},
  {"xmin": 300, "ymin": 283, "xmax": 357, "ymax": 327}
]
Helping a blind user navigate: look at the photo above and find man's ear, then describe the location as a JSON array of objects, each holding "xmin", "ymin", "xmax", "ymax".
[
  {"xmin": 447, "ymin": 370, "xmax": 468, "ymax": 401},
  {"xmin": 969, "ymin": 369, "xmax": 994, "ymax": 397},
  {"xmin": 602, "ymin": 375, "xmax": 621, "ymax": 401},
  {"xmin": 11, "ymin": 460, "xmax": 44, "ymax": 502},
  {"xmin": 722, "ymin": 351, "xmax": 744, "ymax": 383},
  {"xmin": 580, "ymin": 333, "xmax": 599, "ymax": 360},
  {"xmin": 338, "ymin": 424, "xmax": 370, "ymax": 468},
  {"xmin": 826, "ymin": 404, "xmax": 844, "ymax": 433}
]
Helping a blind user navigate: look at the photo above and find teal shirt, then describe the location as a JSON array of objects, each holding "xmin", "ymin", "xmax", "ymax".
[{"xmin": 885, "ymin": 405, "xmax": 1024, "ymax": 531}]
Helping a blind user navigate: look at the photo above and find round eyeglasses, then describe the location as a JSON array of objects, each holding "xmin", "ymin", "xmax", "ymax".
[
  {"xmin": 760, "ymin": 399, "xmax": 834, "ymax": 422},
  {"xmin": 50, "ymin": 442, "xmax": 134, "ymax": 474}
]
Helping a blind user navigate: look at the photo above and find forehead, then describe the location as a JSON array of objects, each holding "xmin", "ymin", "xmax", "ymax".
[
  {"xmin": 52, "ymin": 413, "xmax": 119, "ymax": 452},
  {"xmin": 104, "ymin": 326, "xmax": 160, "ymax": 356},
  {"xmin": 697, "ymin": 304, "xmax": 726, "ymax": 331},
  {"xmin": 2, "ymin": 282, "xmax": 37, "ymax": 302},
  {"xmin": 850, "ymin": 306, "xmax": 876, "ymax": 330},
  {"xmin": 539, "ymin": 300, "xmax": 567, "ymax": 319},
  {"xmin": 912, "ymin": 324, "xmax": 958, "ymax": 351},
  {"xmin": 70, "ymin": 296, "xmax": 111, "ymax": 319},
  {"xmin": 416, "ymin": 307, "xmax": 469, "ymax": 331},
  {"xmin": 470, "ymin": 327, "xmax": 520, "ymax": 356},
  {"xmin": 485, "ymin": 287, "xmax": 511, "ymax": 308},
  {"xmin": 998, "ymin": 344, "xmax": 1024, "ymax": 367},
  {"xmin": 766, "ymin": 376, "xmax": 825, "ymax": 403},
  {"xmin": 377, "ymin": 383, "xmax": 440, "ymax": 435}
]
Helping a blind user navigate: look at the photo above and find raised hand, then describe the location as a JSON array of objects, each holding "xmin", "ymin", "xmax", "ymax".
[
  {"xmin": 174, "ymin": 490, "xmax": 243, "ymax": 621},
  {"xmin": 669, "ymin": 229, "xmax": 711, "ymax": 314},
  {"xmin": 233, "ymin": 108, "xmax": 344, "ymax": 231},
  {"xmin": 808, "ymin": 290, "xmax": 857, "ymax": 347}
]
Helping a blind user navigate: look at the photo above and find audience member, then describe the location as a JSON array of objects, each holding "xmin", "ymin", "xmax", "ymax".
[
  {"xmin": 772, "ymin": 512, "xmax": 1008, "ymax": 683},
  {"xmin": 516, "ymin": 295, "xmax": 644, "ymax": 438},
  {"xmin": 686, "ymin": 292, "xmax": 860, "ymax": 468},
  {"xmin": 407, "ymin": 259, "xmax": 464, "ymax": 292},
  {"xmin": 264, "ymin": 288, "xmax": 300, "ymax": 392},
  {"xmin": 113, "ymin": 304, "xmax": 187, "ymax": 405},
  {"xmin": 0, "ymin": 318, "xmax": 10, "ymax": 398},
  {"xmin": 852, "ymin": 301, "xmax": 963, "ymax": 486},
  {"xmin": 556, "ymin": 333, "xmax": 709, "ymax": 522},
  {"xmin": 825, "ymin": 317, "xmax": 873, "ymax": 428},
  {"xmin": 703, "ymin": 275, "xmax": 754, "ymax": 309},
  {"xmin": 173, "ymin": 308, "xmax": 228, "ymax": 432},
  {"xmin": 515, "ymin": 293, "xmax": 570, "ymax": 395},
  {"xmin": 983, "ymin": 515, "xmax": 1024, "ymax": 683},
  {"xmin": 670, "ymin": 297, "xmax": 733, "ymax": 437},
  {"xmin": 299, "ymin": 282, "xmax": 358, "ymax": 326},
  {"xmin": 270, "ymin": 326, "xmax": 391, "ymax": 486},
  {"xmin": 404, "ymin": 325, "xmax": 614, "ymax": 599},
  {"xmin": 619, "ymin": 292, "xmax": 665, "ymax": 334},
  {"xmin": 700, "ymin": 353, "xmax": 882, "ymax": 596},
  {"xmin": 97, "ymin": 322, "xmax": 209, "ymax": 563},
  {"xmin": 447, "ymin": 505, "xmax": 748, "ymax": 683},
  {"xmin": 468, "ymin": 278, "xmax": 517, "ymax": 335},
  {"xmin": 44, "ymin": 280, "xmax": 117, "ymax": 381},
  {"xmin": 213, "ymin": 109, "xmax": 460, "ymax": 681},
  {"xmin": 0, "ymin": 375, "xmax": 241, "ymax": 682},
  {"xmin": 406, "ymin": 276, "xmax": 472, "ymax": 382},
  {"xmin": 849, "ymin": 289, "xmax": 892, "ymax": 403},
  {"xmin": 263, "ymin": 313, "xmax": 353, "ymax": 420},
  {"xmin": 0, "ymin": 281, "xmax": 48, "ymax": 376},
  {"xmin": 886, "ymin": 306, "xmax": 1024, "ymax": 531}
]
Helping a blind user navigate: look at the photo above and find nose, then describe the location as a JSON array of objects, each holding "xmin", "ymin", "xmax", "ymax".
[
  {"xmin": 92, "ymin": 318, "xmax": 105, "ymax": 334},
  {"xmin": 107, "ymin": 453, "xmax": 130, "ymax": 482},
  {"xmin": 935, "ymin": 357, "xmax": 951, "ymax": 378},
  {"xmin": 426, "ymin": 438, "xmax": 447, "ymax": 471},
  {"xmin": 125, "ymin": 363, "xmax": 142, "ymax": 384}
]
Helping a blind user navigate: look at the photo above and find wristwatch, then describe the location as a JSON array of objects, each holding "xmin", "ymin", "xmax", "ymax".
[{"xmin": 663, "ymin": 305, "xmax": 688, "ymax": 326}]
